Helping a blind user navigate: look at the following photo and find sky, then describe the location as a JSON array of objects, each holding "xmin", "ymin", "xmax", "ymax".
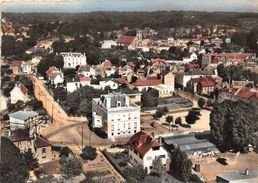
[{"xmin": 2, "ymin": 0, "xmax": 258, "ymax": 13}]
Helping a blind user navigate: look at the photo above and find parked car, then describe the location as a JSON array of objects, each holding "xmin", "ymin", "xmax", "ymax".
[{"xmin": 216, "ymin": 157, "xmax": 228, "ymax": 165}]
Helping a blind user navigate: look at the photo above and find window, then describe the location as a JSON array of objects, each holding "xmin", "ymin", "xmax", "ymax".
[
  {"xmin": 42, "ymin": 155, "xmax": 46, "ymax": 159},
  {"xmin": 146, "ymin": 156, "xmax": 152, "ymax": 161},
  {"xmin": 149, "ymin": 166, "xmax": 152, "ymax": 170},
  {"xmin": 117, "ymin": 101, "xmax": 121, "ymax": 107},
  {"xmin": 160, "ymin": 155, "xmax": 166, "ymax": 159},
  {"xmin": 42, "ymin": 148, "xmax": 46, "ymax": 154}
]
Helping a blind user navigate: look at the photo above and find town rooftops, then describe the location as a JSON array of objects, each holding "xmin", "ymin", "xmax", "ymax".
[
  {"xmin": 225, "ymin": 87, "xmax": 258, "ymax": 100},
  {"xmin": 9, "ymin": 110, "xmax": 38, "ymax": 121},
  {"xmin": 11, "ymin": 60, "xmax": 23, "ymax": 67},
  {"xmin": 217, "ymin": 170, "xmax": 258, "ymax": 182},
  {"xmin": 46, "ymin": 66, "xmax": 63, "ymax": 80},
  {"xmin": 210, "ymin": 53, "xmax": 255, "ymax": 60},
  {"xmin": 117, "ymin": 36, "xmax": 136, "ymax": 46},
  {"xmin": 34, "ymin": 135, "xmax": 51, "ymax": 148},
  {"xmin": 189, "ymin": 76, "xmax": 219, "ymax": 87},
  {"xmin": 128, "ymin": 131, "xmax": 161, "ymax": 157},
  {"xmin": 134, "ymin": 78, "xmax": 162, "ymax": 87}
]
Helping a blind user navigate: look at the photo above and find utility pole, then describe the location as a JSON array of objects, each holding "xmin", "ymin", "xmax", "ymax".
[
  {"xmin": 51, "ymin": 102, "xmax": 54, "ymax": 123},
  {"xmin": 81, "ymin": 125, "xmax": 84, "ymax": 150},
  {"xmin": 89, "ymin": 129, "xmax": 91, "ymax": 146}
]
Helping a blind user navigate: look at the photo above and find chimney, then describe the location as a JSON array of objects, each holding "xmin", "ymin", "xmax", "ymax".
[{"xmin": 245, "ymin": 168, "xmax": 249, "ymax": 176}]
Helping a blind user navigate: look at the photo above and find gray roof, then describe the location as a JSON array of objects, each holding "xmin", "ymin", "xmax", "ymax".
[
  {"xmin": 163, "ymin": 133, "xmax": 218, "ymax": 153},
  {"xmin": 115, "ymin": 88, "xmax": 141, "ymax": 95},
  {"xmin": 101, "ymin": 93, "xmax": 127, "ymax": 108},
  {"xmin": 185, "ymin": 70, "xmax": 215, "ymax": 76},
  {"xmin": 9, "ymin": 111, "xmax": 38, "ymax": 121},
  {"xmin": 217, "ymin": 170, "xmax": 258, "ymax": 181}
]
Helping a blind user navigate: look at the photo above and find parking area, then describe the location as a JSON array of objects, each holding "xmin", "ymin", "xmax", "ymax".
[{"xmin": 191, "ymin": 152, "xmax": 258, "ymax": 182}]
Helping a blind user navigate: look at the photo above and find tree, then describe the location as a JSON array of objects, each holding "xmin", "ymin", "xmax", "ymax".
[
  {"xmin": 53, "ymin": 87, "xmax": 67, "ymax": 101},
  {"xmin": 198, "ymin": 98, "xmax": 205, "ymax": 109},
  {"xmin": 81, "ymin": 146, "xmax": 97, "ymax": 161},
  {"xmin": 28, "ymin": 99, "xmax": 43, "ymax": 110},
  {"xmin": 166, "ymin": 115, "xmax": 173, "ymax": 133},
  {"xmin": 152, "ymin": 156, "xmax": 164, "ymax": 175},
  {"xmin": 170, "ymin": 148, "xmax": 192, "ymax": 182},
  {"xmin": 0, "ymin": 137, "xmax": 29, "ymax": 183},
  {"xmin": 185, "ymin": 110, "xmax": 200, "ymax": 127},
  {"xmin": 175, "ymin": 117, "xmax": 182, "ymax": 126},
  {"xmin": 124, "ymin": 165, "xmax": 147, "ymax": 183},
  {"xmin": 23, "ymin": 148, "xmax": 39, "ymax": 170},
  {"xmin": 60, "ymin": 154, "xmax": 82, "ymax": 179},
  {"xmin": 210, "ymin": 100, "xmax": 258, "ymax": 151}
]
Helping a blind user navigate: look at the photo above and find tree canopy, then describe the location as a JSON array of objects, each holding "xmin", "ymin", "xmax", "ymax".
[
  {"xmin": 210, "ymin": 100, "xmax": 258, "ymax": 151},
  {"xmin": 59, "ymin": 154, "xmax": 82, "ymax": 179},
  {"xmin": 169, "ymin": 148, "xmax": 192, "ymax": 182},
  {"xmin": 81, "ymin": 146, "xmax": 97, "ymax": 161},
  {"xmin": 0, "ymin": 137, "xmax": 29, "ymax": 183}
]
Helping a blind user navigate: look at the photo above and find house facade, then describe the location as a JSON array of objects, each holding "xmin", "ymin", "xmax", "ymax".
[
  {"xmin": 92, "ymin": 92, "xmax": 141, "ymax": 138},
  {"xmin": 9, "ymin": 110, "xmax": 39, "ymax": 131},
  {"xmin": 60, "ymin": 52, "xmax": 87, "ymax": 69},
  {"xmin": 128, "ymin": 131, "xmax": 169, "ymax": 174},
  {"xmin": 46, "ymin": 66, "xmax": 64, "ymax": 85},
  {"xmin": 9, "ymin": 129, "xmax": 52, "ymax": 163},
  {"xmin": 66, "ymin": 77, "xmax": 80, "ymax": 93},
  {"xmin": 10, "ymin": 83, "xmax": 29, "ymax": 104}
]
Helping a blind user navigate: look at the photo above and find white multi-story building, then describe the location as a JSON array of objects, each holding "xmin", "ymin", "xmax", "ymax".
[
  {"xmin": 128, "ymin": 131, "xmax": 169, "ymax": 174},
  {"xmin": 60, "ymin": 52, "xmax": 87, "ymax": 69},
  {"xmin": 92, "ymin": 92, "xmax": 140, "ymax": 138}
]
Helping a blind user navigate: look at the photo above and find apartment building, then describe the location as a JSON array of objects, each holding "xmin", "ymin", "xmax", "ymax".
[
  {"xmin": 60, "ymin": 52, "xmax": 87, "ymax": 69},
  {"xmin": 92, "ymin": 92, "xmax": 140, "ymax": 138}
]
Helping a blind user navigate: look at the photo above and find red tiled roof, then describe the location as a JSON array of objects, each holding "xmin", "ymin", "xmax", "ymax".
[
  {"xmin": 235, "ymin": 88, "xmax": 255, "ymax": 99},
  {"xmin": 190, "ymin": 76, "xmax": 216, "ymax": 87},
  {"xmin": 128, "ymin": 131, "xmax": 160, "ymax": 157},
  {"xmin": 128, "ymin": 62, "xmax": 136, "ymax": 68},
  {"xmin": 46, "ymin": 66, "xmax": 59, "ymax": 79},
  {"xmin": 151, "ymin": 59, "xmax": 166, "ymax": 65},
  {"xmin": 115, "ymin": 78, "xmax": 127, "ymax": 85},
  {"xmin": 134, "ymin": 78, "xmax": 162, "ymax": 87},
  {"xmin": 20, "ymin": 84, "xmax": 28, "ymax": 95},
  {"xmin": 187, "ymin": 64, "xmax": 200, "ymax": 69},
  {"xmin": 11, "ymin": 60, "xmax": 23, "ymax": 67},
  {"xmin": 34, "ymin": 135, "xmax": 51, "ymax": 148},
  {"xmin": 102, "ymin": 59, "xmax": 112, "ymax": 68},
  {"xmin": 117, "ymin": 36, "xmax": 136, "ymax": 46},
  {"xmin": 210, "ymin": 53, "xmax": 254, "ymax": 60}
]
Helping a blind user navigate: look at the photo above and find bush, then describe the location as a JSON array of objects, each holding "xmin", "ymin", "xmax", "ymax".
[
  {"xmin": 118, "ymin": 161, "xmax": 127, "ymax": 167},
  {"xmin": 198, "ymin": 98, "xmax": 206, "ymax": 108},
  {"xmin": 81, "ymin": 146, "xmax": 97, "ymax": 161},
  {"xmin": 60, "ymin": 154, "xmax": 82, "ymax": 179},
  {"xmin": 60, "ymin": 147, "xmax": 73, "ymax": 157}
]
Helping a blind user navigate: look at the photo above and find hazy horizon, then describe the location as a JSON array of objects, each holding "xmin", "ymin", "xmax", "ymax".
[{"xmin": 2, "ymin": 0, "xmax": 258, "ymax": 13}]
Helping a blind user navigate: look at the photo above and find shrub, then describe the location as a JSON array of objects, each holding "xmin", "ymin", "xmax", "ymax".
[
  {"xmin": 81, "ymin": 146, "xmax": 97, "ymax": 161},
  {"xmin": 198, "ymin": 98, "xmax": 206, "ymax": 108}
]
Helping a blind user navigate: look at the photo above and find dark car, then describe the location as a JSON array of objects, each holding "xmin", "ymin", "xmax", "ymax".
[{"xmin": 216, "ymin": 157, "xmax": 228, "ymax": 165}]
